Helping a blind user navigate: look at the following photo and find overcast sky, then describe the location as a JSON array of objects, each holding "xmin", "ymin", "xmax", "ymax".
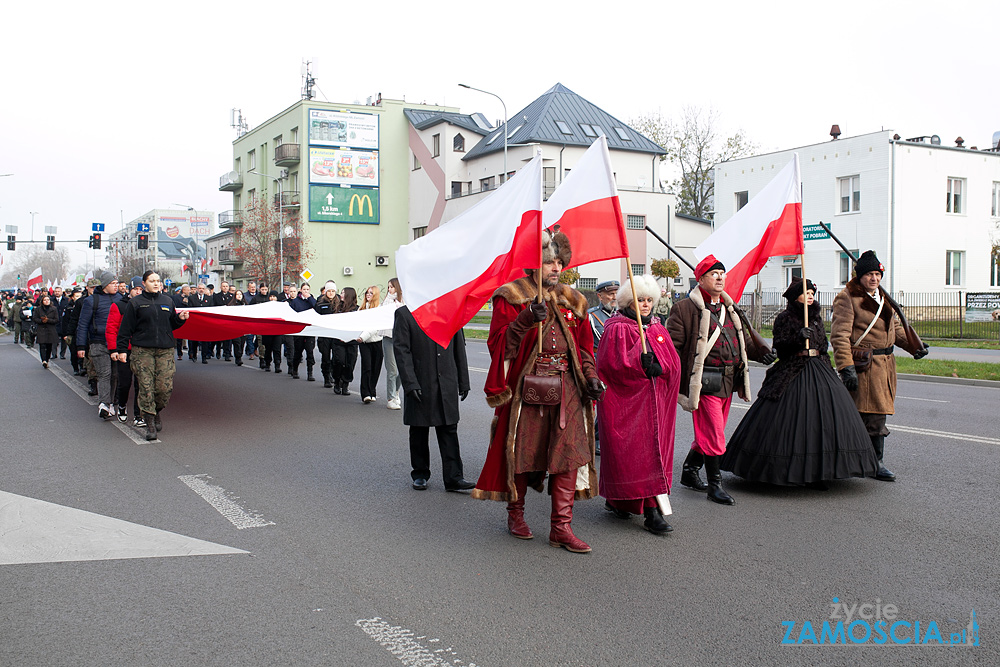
[{"xmin": 2, "ymin": 0, "xmax": 996, "ymax": 270}]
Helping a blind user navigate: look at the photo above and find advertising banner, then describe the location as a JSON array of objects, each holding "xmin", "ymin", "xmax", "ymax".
[
  {"xmin": 308, "ymin": 109, "xmax": 379, "ymax": 150},
  {"xmin": 309, "ymin": 148, "xmax": 379, "ymax": 187},
  {"xmin": 309, "ymin": 186, "xmax": 379, "ymax": 224},
  {"xmin": 190, "ymin": 216, "xmax": 211, "ymax": 238},
  {"xmin": 965, "ymin": 292, "xmax": 1000, "ymax": 323}
]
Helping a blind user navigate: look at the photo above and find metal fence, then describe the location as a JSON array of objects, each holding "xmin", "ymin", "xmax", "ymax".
[{"xmin": 731, "ymin": 290, "xmax": 1000, "ymax": 340}]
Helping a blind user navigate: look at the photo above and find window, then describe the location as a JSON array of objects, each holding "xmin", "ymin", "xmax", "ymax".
[
  {"xmin": 412, "ymin": 153, "xmax": 421, "ymax": 170},
  {"xmin": 631, "ymin": 264, "xmax": 645, "ymax": 276},
  {"xmin": 555, "ymin": 120, "xmax": 573, "ymax": 135},
  {"xmin": 506, "ymin": 124, "xmax": 523, "ymax": 139},
  {"xmin": 451, "ymin": 181, "xmax": 470, "ymax": 197},
  {"xmin": 499, "ymin": 170, "xmax": 515, "ymax": 185},
  {"xmin": 273, "ymin": 135, "xmax": 282, "ymax": 151},
  {"xmin": 486, "ymin": 130, "xmax": 502, "ymax": 145},
  {"xmin": 453, "ymin": 134, "xmax": 465, "ymax": 152},
  {"xmin": 992, "ymin": 182, "xmax": 1000, "ymax": 217},
  {"xmin": 579, "ymin": 123, "xmax": 597, "ymax": 138},
  {"xmin": 785, "ymin": 266, "xmax": 802, "ymax": 284},
  {"xmin": 577, "ymin": 277, "xmax": 597, "ymax": 291},
  {"xmin": 248, "ymin": 150, "xmax": 256, "ymax": 170},
  {"xmin": 290, "ymin": 172, "xmax": 298, "ymax": 190},
  {"xmin": 626, "ymin": 215, "xmax": 645, "ymax": 230},
  {"xmin": 234, "ymin": 157, "xmax": 241, "ymax": 175},
  {"xmin": 838, "ymin": 175, "xmax": 860, "ymax": 213},
  {"xmin": 839, "ymin": 249, "xmax": 859, "ymax": 284},
  {"xmin": 544, "ymin": 167, "xmax": 556, "ymax": 198},
  {"xmin": 247, "ymin": 189, "xmax": 256, "ymax": 206},
  {"xmin": 290, "ymin": 127, "xmax": 298, "ymax": 143},
  {"xmin": 432, "ymin": 134, "xmax": 440, "ymax": 157},
  {"xmin": 480, "ymin": 176, "xmax": 495, "ymax": 192},
  {"xmin": 945, "ymin": 250, "xmax": 964, "ymax": 285},
  {"xmin": 613, "ymin": 127, "xmax": 631, "ymax": 141},
  {"xmin": 413, "ymin": 227, "xmax": 427, "ymax": 240},
  {"xmin": 946, "ymin": 178, "xmax": 964, "ymax": 214},
  {"xmin": 991, "ymin": 251, "xmax": 1000, "ymax": 287},
  {"xmin": 735, "ymin": 191, "xmax": 749, "ymax": 211}
]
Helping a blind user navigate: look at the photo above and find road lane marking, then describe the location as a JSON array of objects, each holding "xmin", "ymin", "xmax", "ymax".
[
  {"xmin": 897, "ymin": 396, "xmax": 950, "ymax": 403},
  {"xmin": 356, "ymin": 618, "xmax": 476, "ymax": 667},
  {"xmin": 891, "ymin": 425, "xmax": 1000, "ymax": 446},
  {"xmin": 469, "ymin": 366, "xmax": 489, "ymax": 373},
  {"xmin": 178, "ymin": 475, "xmax": 275, "ymax": 530},
  {"xmin": 0, "ymin": 490, "xmax": 247, "ymax": 565}
]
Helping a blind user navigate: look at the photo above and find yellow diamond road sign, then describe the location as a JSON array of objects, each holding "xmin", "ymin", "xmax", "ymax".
[{"xmin": 300, "ymin": 269, "xmax": 313, "ymax": 282}]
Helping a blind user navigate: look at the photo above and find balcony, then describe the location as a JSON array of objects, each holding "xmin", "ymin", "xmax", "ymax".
[
  {"xmin": 219, "ymin": 171, "xmax": 243, "ymax": 191},
  {"xmin": 274, "ymin": 143, "xmax": 300, "ymax": 167},
  {"xmin": 273, "ymin": 191, "xmax": 301, "ymax": 208},
  {"xmin": 219, "ymin": 249, "xmax": 242, "ymax": 265},
  {"xmin": 218, "ymin": 210, "xmax": 243, "ymax": 228}
]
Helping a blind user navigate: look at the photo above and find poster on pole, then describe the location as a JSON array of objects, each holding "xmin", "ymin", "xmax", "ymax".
[{"xmin": 965, "ymin": 292, "xmax": 1000, "ymax": 322}]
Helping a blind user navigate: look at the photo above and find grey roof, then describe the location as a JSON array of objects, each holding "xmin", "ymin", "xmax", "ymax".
[
  {"xmin": 463, "ymin": 83, "xmax": 666, "ymax": 161},
  {"xmin": 404, "ymin": 109, "xmax": 493, "ymax": 136}
]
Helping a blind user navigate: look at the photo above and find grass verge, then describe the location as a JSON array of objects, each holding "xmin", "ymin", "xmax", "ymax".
[{"xmin": 894, "ymin": 357, "xmax": 1000, "ymax": 381}]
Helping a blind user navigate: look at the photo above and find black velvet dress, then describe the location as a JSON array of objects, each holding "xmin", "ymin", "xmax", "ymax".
[{"xmin": 720, "ymin": 301, "xmax": 878, "ymax": 485}]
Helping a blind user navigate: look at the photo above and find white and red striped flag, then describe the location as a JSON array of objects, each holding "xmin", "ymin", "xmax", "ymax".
[
  {"xmin": 694, "ymin": 153, "xmax": 803, "ymax": 301},
  {"xmin": 26, "ymin": 267, "xmax": 43, "ymax": 290},
  {"xmin": 544, "ymin": 135, "xmax": 629, "ymax": 268},
  {"xmin": 396, "ymin": 154, "xmax": 543, "ymax": 347}
]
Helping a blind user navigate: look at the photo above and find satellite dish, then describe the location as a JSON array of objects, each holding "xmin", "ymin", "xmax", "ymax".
[{"xmin": 226, "ymin": 171, "xmax": 239, "ymax": 182}]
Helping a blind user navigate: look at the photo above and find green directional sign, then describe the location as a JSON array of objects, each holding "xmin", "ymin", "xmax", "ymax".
[
  {"xmin": 309, "ymin": 185, "xmax": 379, "ymax": 224},
  {"xmin": 803, "ymin": 224, "xmax": 830, "ymax": 241}
]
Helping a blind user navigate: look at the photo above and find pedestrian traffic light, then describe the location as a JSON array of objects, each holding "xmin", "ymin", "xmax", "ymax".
[
  {"xmin": 6, "ymin": 235, "xmax": 14, "ymax": 251},
  {"xmin": 137, "ymin": 233, "xmax": 149, "ymax": 250},
  {"xmin": 46, "ymin": 235, "xmax": 55, "ymax": 251},
  {"xmin": 92, "ymin": 232, "xmax": 102, "ymax": 249}
]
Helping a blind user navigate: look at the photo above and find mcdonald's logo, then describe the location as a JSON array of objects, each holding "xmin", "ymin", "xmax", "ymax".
[{"xmin": 349, "ymin": 193, "xmax": 374, "ymax": 217}]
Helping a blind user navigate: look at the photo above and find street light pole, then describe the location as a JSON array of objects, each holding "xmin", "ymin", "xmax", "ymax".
[
  {"xmin": 174, "ymin": 204, "xmax": 202, "ymax": 284},
  {"xmin": 30, "ymin": 211, "xmax": 38, "ymax": 243},
  {"xmin": 458, "ymin": 83, "xmax": 508, "ymax": 181},
  {"xmin": 249, "ymin": 170, "xmax": 284, "ymax": 286}
]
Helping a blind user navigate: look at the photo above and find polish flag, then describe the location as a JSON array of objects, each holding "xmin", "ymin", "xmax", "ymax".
[
  {"xmin": 544, "ymin": 135, "xmax": 629, "ymax": 268},
  {"xmin": 26, "ymin": 267, "xmax": 43, "ymax": 290},
  {"xmin": 694, "ymin": 153, "xmax": 803, "ymax": 301},
  {"xmin": 396, "ymin": 154, "xmax": 543, "ymax": 347}
]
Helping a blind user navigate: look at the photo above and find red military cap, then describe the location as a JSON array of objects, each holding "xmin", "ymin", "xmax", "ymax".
[{"xmin": 695, "ymin": 254, "xmax": 725, "ymax": 279}]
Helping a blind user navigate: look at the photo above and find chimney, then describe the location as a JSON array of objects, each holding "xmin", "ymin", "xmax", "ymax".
[
  {"xmin": 955, "ymin": 136, "xmax": 965, "ymax": 147},
  {"xmin": 830, "ymin": 125, "xmax": 841, "ymax": 140}
]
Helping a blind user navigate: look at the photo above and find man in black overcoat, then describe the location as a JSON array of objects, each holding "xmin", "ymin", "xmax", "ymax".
[{"xmin": 393, "ymin": 305, "xmax": 476, "ymax": 492}]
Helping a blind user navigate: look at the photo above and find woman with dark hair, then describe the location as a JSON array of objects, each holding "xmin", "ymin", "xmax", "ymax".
[
  {"xmin": 32, "ymin": 293, "xmax": 60, "ymax": 368},
  {"xmin": 721, "ymin": 278, "xmax": 878, "ymax": 487},
  {"xmin": 315, "ymin": 281, "xmax": 341, "ymax": 388},
  {"xmin": 330, "ymin": 287, "xmax": 359, "ymax": 396},
  {"xmin": 380, "ymin": 278, "xmax": 404, "ymax": 410}
]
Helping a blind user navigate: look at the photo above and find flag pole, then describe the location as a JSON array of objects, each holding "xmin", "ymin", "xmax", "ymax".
[
  {"xmin": 624, "ymin": 259, "xmax": 648, "ymax": 353},
  {"xmin": 537, "ymin": 165, "xmax": 545, "ymax": 354},
  {"xmin": 801, "ymin": 253, "xmax": 809, "ymax": 351}
]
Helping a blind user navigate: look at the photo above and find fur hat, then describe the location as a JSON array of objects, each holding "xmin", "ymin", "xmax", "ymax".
[
  {"xmin": 542, "ymin": 227, "xmax": 572, "ymax": 267},
  {"xmin": 617, "ymin": 274, "xmax": 661, "ymax": 310},
  {"xmin": 782, "ymin": 277, "xmax": 817, "ymax": 301},
  {"xmin": 854, "ymin": 250, "xmax": 884, "ymax": 277},
  {"xmin": 695, "ymin": 254, "xmax": 725, "ymax": 279}
]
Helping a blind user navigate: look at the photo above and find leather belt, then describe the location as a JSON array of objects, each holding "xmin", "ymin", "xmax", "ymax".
[
  {"xmin": 872, "ymin": 346, "xmax": 893, "ymax": 356},
  {"xmin": 707, "ymin": 364, "xmax": 737, "ymax": 377},
  {"xmin": 797, "ymin": 349, "xmax": 820, "ymax": 357},
  {"xmin": 535, "ymin": 354, "xmax": 569, "ymax": 375}
]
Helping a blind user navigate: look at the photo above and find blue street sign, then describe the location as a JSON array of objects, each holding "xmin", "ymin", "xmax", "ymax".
[
  {"xmin": 198, "ymin": 274, "xmax": 210, "ymax": 280},
  {"xmin": 92, "ymin": 223, "xmax": 105, "ymax": 232},
  {"xmin": 164, "ymin": 279, "xmax": 173, "ymax": 287},
  {"xmin": 137, "ymin": 223, "xmax": 150, "ymax": 232}
]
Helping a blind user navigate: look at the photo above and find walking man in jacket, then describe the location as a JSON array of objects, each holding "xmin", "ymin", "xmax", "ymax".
[{"xmin": 76, "ymin": 272, "xmax": 121, "ymax": 420}]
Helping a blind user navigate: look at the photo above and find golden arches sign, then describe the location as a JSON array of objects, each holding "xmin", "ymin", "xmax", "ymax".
[{"xmin": 349, "ymin": 193, "xmax": 374, "ymax": 217}]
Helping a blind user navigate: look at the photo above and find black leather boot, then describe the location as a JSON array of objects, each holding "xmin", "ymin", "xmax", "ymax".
[
  {"xmin": 704, "ymin": 455, "xmax": 735, "ymax": 505},
  {"xmin": 871, "ymin": 435, "xmax": 896, "ymax": 482},
  {"xmin": 323, "ymin": 371, "xmax": 332, "ymax": 388},
  {"xmin": 340, "ymin": 381, "xmax": 351, "ymax": 396},
  {"xmin": 88, "ymin": 379, "xmax": 98, "ymax": 396},
  {"xmin": 680, "ymin": 449, "xmax": 708, "ymax": 491},
  {"xmin": 643, "ymin": 506, "xmax": 673, "ymax": 534},
  {"xmin": 142, "ymin": 412, "xmax": 157, "ymax": 441},
  {"xmin": 307, "ymin": 366, "xmax": 315, "ymax": 382},
  {"xmin": 290, "ymin": 365, "xmax": 299, "ymax": 379}
]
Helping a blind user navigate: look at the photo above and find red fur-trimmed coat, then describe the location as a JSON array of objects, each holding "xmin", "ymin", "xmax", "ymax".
[{"xmin": 471, "ymin": 277, "xmax": 598, "ymax": 502}]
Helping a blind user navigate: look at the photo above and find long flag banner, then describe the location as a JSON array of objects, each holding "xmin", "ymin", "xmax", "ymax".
[
  {"xmin": 26, "ymin": 267, "xmax": 43, "ymax": 290},
  {"xmin": 544, "ymin": 135, "xmax": 629, "ymax": 268},
  {"xmin": 174, "ymin": 301, "xmax": 395, "ymax": 342},
  {"xmin": 396, "ymin": 154, "xmax": 544, "ymax": 347},
  {"xmin": 694, "ymin": 153, "xmax": 803, "ymax": 301}
]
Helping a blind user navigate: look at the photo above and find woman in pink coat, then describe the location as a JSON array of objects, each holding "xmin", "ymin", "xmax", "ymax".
[{"xmin": 596, "ymin": 275, "xmax": 681, "ymax": 535}]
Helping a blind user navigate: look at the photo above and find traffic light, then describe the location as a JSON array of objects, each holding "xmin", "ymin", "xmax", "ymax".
[
  {"xmin": 137, "ymin": 233, "xmax": 149, "ymax": 250},
  {"xmin": 6, "ymin": 235, "xmax": 13, "ymax": 251},
  {"xmin": 92, "ymin": 232, "xmax": 102, "ymax": 249},
  {"xmin": 46, "ymin": 235, "xmax": 55, "ymax": 251}
]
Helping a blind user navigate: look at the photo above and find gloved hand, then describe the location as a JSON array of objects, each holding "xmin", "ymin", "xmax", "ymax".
[
  {"xmin": 460, "ymin": 390, "xmax": 469, "ymax": 401},
  {"xmin": 41, "ymin": 316, "xmax": 49, "ymax": 323},
  {"xmin": 760, "ymin": 350, "xmax": 777, "ymax": 365},
  {"xmin": 840, "ymin": 366, "xmax": 859, "ymax": 391},
  {"xmin": 640, "ymin": 352, "xmax": 662, "ymax": 379},
  {"xmin": 799, "ymin": 327, "xmax": 812, "ymax": 340},
  {"xmin": 528, "ymin": 301, "xmax": 547, "ymax": 322},
  {"xmin": 913, "ymin": 345, "xmax": 929, "ymax": 360},
  {"xmin": 585, "ymin": 377, "xmax": 605, "ymax": 401},
  {"xmin": 406, "ymin": 388, "xmax": 423, "ymax": 404}
]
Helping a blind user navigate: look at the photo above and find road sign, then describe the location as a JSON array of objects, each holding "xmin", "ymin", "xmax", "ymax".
[
  {"xmin": 164, "ymin": 279, "xmax": 173, "ymax": 287},
  {"xmin": 803, "ymin": 224, "xmax": 830, "ymax": 241},
  {"xmin": 92, "ymin": 223, "xmax": 105, "ymax": 232},
  {"xmin": 300, "ymin": 269, "xmax": 313, "ymax": 282},
  {"xmin": 199, "ymin": 274, "xmax": 210, "ymax": 281},
  {"xmin": 137, "ymin": 223, "xmax": 150, "ymax": 232}
]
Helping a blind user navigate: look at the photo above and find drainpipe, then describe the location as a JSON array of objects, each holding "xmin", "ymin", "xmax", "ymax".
[
  {"xmin": 651, "ymin": 155, "xmax": 657, "ymax": 193},
  {"xmin": 559, "ymin": 144, "xmax": 566, "ymax": 186},
  {"xmin": 889, "ymin": 139, "xmax": 896, "ymax": 293}
]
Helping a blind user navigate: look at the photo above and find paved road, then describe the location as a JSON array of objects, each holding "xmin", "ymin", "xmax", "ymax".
[{"xmin": 1, "ymin": 337, "xmax": 997, "ymax": 666}]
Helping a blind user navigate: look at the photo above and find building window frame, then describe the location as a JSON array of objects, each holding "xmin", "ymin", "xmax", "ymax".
[
  {"xmin": 945, "ymin": 250, "xmax": 965, "ymax": 286},
  {"xmin": 991, "ymin": 181, "xmax": 1000, "ymax": 217},
  {"xmin": 838, "ymin": 175, "xmax": 861, "ymax": 214},
  {"xmin": 480, "ymin": 176, "xmax": 495, "ymax": 192},
  {"xmin": 413, "ymin": 226, "xmax": 427, "ymax": 240},
  {"xmin": 630, "ymin": 263, "xmax": 645, "ymax": 276},
  {"xmin": 432, "ymin": 133, "xmax": 440, "ymax": 158},
  {"xmin": 577, "ymin": 277, "xmax": 598, "ymax": 291},
  {"xmin": 991, "ymin": 250, "xmax": 1000, "ymax": 287},
  {"xmin": 839, "ymin": 249, "xmax": 859, "ymax": 284},
  {"xmin": 453, "ymin": 133, "xmax": 465, "ymax": 152},
  {"xmin": 248, "ymin": 150, "xmax": 256, "ymax": 170},
  {"xmin": 735, "ymin": 191, "xmax": 749, "ymax": 212},
  {"xmin": 412, "ymin": 153, "xmax": 421, "ymax": 171},
  {"xmin": 946, "ymin": 177, "xmax": 965, "ymax": 214},
  {"xmin": 626, "ymin": 214, "xmax": 646, "ymax": 230}
]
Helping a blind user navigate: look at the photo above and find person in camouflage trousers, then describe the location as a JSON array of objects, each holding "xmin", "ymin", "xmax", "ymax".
[{"xmin": 130, "ymin": 347, "xmax": 176, "ymax": 417}]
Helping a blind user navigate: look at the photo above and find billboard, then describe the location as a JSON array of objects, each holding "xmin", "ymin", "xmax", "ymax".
[
  {"xmin": 308, "ymin": 109, "xmax": 379, "ymax": 150},
  {"xmin": 965, "ymin": 292, "xmax": 1000, "ymax": 323},
  {"xmin": 309, "ymin": 186, "xmax": 379, "ymax": 224},
  {"xmin": 189, "ymin": 216, "xmax": 210, "ymax": 238},
  {"xmin": 309, "ymin": 148, "xmax": 379, "ymax": 187}
]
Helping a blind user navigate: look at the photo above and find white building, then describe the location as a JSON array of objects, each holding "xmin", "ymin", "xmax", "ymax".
[
  {"xmin": 714, "ymin": 130, "xmax": 1000, "ymax": 294},
  {"xmin": 108, "ymin": 208, "xmax": 214, "ymax": 284}
]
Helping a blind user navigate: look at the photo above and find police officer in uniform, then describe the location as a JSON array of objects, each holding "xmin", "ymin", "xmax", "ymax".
[{"xmin": 587, "ymin": 280, "xmax": 618, "ymax": 455}]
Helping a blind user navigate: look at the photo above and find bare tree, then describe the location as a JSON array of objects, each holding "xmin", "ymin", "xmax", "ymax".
[
  {"xmin": 233, "ymin": 199, "xmax": 313, "ymax": 287},
  {"xmin": 0, "ymin": 247, "xmax": 72, "ymax": 287}
]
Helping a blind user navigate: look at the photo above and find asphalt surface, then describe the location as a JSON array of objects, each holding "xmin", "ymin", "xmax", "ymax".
[{"xmin": 1, "ymin": 336, "xmax": 997, "ymax": 666}]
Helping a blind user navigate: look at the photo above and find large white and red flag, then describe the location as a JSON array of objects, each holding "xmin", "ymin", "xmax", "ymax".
[
  {"xmin": 545, "ymin": 135, "xmax": 629, "ymax": 268},
  {"xmin": 174, "ymin": 301, "xmax": 395, "ymax": 342},
  {"xmin": 694, "ymin": 153, "xmax": 803, "ymax": 301},
  {"xmin": 396, "ymin": 154, "xmax": 543, "ymax": 347},
  {"xmin": 26, "ymin": 267, "xmax": 43, "ymax": 290}
]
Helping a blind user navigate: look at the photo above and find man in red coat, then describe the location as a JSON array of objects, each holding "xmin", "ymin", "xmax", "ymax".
[{"xmin": 472, "ymin": 230, "xmax": 605, "ymax": 554}]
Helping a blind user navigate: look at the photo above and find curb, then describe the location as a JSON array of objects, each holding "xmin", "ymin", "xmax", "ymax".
[{"xmin": 896, "ymin": 373, "xmax": 1000, "ymax": 389}]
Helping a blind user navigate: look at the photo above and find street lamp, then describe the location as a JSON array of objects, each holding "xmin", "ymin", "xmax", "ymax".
[
  {"xmin": 174, "ymin": 203, "xmax": 202, "ymax": 283},
  {"xmin": 249, "ymin": 170, "xmax": 285, "ymax": 286},
  {"xmin": 30, "ymin": 211, "xmax": 38, "ymax": 243},
  {"xmin": 458, "ymin": 83, "xmax": 508, "ymax": 181}
]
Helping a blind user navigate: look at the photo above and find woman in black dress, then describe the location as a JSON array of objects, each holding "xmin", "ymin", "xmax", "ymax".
[
  {"xmin": 32, "ymin": 294, "xmax": 60, "ymax": 368},
  {"xmin": 721, "ymin": 278, "xmax": 877, "ymax": 487}
]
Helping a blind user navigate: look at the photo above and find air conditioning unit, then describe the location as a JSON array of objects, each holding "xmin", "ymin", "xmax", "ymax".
[
  {"xmin": 279, "ymin": 168, "xmax": 289, "ymax": 179},
  {"xmin": 343, "ymin": 266, "xmax": 354, "ymax": 276},
  {"xmin": 375, "ymin": 255, "xmax": 389, "ymax": 267}
]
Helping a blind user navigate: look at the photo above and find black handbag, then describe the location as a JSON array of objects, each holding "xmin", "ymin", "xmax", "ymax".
[{"xmin": 701, "ymin": 367, "xmax": 724, "ymax": 395}]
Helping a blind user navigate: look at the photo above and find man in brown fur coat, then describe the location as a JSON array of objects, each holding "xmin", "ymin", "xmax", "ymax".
[
  {"xmin": 667, "ymin": 255, "xmax": 774, "ymax": 505},
  {"xmin": 472, "ymin": 230, "xmax": 604, "ymax": 553},
  {"xmin": 831, "ymin": 250, "xmax": 928, "ymax": 481}
]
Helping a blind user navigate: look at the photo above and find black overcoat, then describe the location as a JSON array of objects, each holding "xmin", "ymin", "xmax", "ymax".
[
  {"xmin": 392, "ymin": 306, "xmax": 470, "ymax": 427},
  {"xmin": 32, "ymin": 303, "xmax": 60, "ymax": 345}
]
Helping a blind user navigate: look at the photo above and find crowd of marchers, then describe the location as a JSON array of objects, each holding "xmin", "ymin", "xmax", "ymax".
[{"xmin": 4, "ymin": 239, "xmax": 928, "ymax": 553}]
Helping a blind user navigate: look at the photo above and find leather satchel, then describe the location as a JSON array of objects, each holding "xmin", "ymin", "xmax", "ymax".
[
  {"xmin": 851, "ymin": 347, "xmax": 873, "ymax": 373},
  {"xmin": 522, "ymin": 374, "xmax": 562, "ymax": 405},
  {"xmin": 701, "ymin": 367, "xmax": 724, "ymax": 395}
]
